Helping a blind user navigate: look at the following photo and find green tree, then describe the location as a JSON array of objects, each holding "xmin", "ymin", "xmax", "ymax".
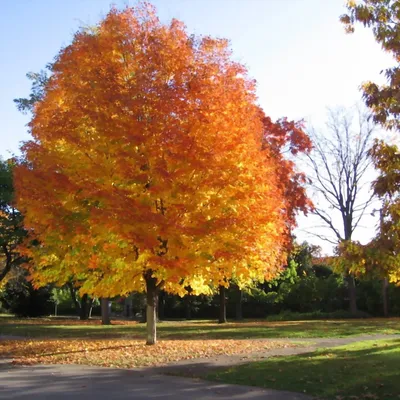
[
  {"xmin": 341, "ymin": 0, "xmax": 400, "ymax": 130},
  {"xmin": 14, "ymin": 69, "xmax": 49, "ymax": 114},
  {"xmin": 0, "ymin": 159, "xmax": 26, "ymax": 283},
  {"xmin": 0, "ymin": 273, "xmax": 52, "ymax": 317}
]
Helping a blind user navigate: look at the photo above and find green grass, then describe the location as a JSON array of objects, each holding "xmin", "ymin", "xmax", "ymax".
[
  {"xmin": 266, "ymin": 310, "xmax": 372, "ymax": 321},
  {"xmin": 207, "ymin": 339, "xmax": 400, "ymax": 400},
  {"xmin": 0, "ymin": 316, "xmax": 399, "ymax": 340}
]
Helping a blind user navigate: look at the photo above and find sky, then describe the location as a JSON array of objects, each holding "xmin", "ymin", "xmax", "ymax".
[{"xmin": 0, "ymin": 0, "xmax": 395, "ymax": 254}]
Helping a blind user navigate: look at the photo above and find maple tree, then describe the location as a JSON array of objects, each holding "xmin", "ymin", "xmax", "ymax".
[
  {"xmin": 14, "ymin": 4, "xmax": 310, "ymax": 344},
  {"xmin": 369, "ymin": 139, "xmax": 400, "ymax": 286},
  {"xmin": 215, "ymin": 112, "xmax": 312, "ymax": 324},
  {"xmin": 341, "ymin": 0, "xmax": 400, "ymax": 130},
  {"xmin": 339, "ymin": 1, "xmax": 400, "ymax": 314}
]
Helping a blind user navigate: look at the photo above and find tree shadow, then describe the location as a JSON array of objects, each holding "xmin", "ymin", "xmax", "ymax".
[
  {"xmin": 197, "ymin": 339, "xmax": 400, "ymax": 399},
  {"xmin": 1, "ymin": 316, "xmax": 399, "ymax": 341}
]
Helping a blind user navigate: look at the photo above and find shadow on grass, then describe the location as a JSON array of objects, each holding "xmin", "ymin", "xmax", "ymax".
[
  {"xmin": 1, "ymin": 316, "xmax": 399, "ymax": 340},
  {"xmin": 205, "ymin": 339, "xmax": 400, "ymax": 400}
]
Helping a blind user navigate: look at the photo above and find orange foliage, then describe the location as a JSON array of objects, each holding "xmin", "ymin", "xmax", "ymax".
[{"xmin": 14, "ymin": 4, "xmax": 310, "ymax": 297}]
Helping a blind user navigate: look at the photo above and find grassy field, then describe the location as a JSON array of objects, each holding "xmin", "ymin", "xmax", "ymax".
[
  {"xmin": 207, "ymin": 339, "xmax": 400, "ymax": 400},
  {"xmin": 1, "ymin": 316, "xmax": 399, "ymax": 387},
  {"xmin": 0, "ymin": 316, "xmax": 399, "ymax": 340}
]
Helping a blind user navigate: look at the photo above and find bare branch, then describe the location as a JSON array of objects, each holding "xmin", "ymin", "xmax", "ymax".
[
  {"xmin": 301, "ymin": 229, "xmax": 339, "ymax": 245},
  {"xmin": 313, "ymin": 208, "xmax": 342, "ymax": 241},
  {"xmin": 305, "ymin": 105, "xmax": 377, "ymax": 243}
]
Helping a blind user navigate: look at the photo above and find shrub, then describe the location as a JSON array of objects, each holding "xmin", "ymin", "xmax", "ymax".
[
  {"xmin": 0, "ymin": 275, "xmax": 52, "ymax": 317},
  {"xmin": 266, "ymin": 310, "xmax": 371, "ymax": 321}
]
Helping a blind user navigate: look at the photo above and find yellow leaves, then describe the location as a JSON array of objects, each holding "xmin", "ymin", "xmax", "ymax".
[
  {"xmin": 3, "ymin": 337, "xmax": 293, "ymax": 369},
  {"xmin": 38, "ymin": 253, "xmax": 59, "ymax": 267},
  {"xmin": 388, "ymin": 273, "xmax": 400, "ymax": 285},
  {"xmin": 14, "ymin": 4, "xmax": 302, "ymax": 300}
]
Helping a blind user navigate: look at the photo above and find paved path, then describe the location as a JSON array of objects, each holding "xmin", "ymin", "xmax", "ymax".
[
  {"xmin": 0, "ymin": 334, "xmax": 398, "ymax": 400},
  {"xmin": 0, "ymin": 362, "xmax": 311, "ymax": 400}
]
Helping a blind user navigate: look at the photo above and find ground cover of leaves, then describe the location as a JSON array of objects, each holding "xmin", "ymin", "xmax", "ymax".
[{"xmin": 1, "ymin": 338, "xmax": 295, "ymax": 369}]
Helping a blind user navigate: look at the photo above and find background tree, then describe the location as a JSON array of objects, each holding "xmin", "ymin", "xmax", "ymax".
[
  {"xmin": 14, "ymin": 69, "xmax": 49, "ymax": 114},
  {"xmin": 305, "ymin": 107, "xmax": 377, "ymax": 314},
  {"xmin": 340, "ymin": 1, "xmax": 400, "ymax": 315},
  {"xmin": 0, "ymin": 159, "xmax": 26, "ymax": 283},
  {"xmin": 333, "ymin": 140, "xmax": 400, "ymax": 316},
  {"xmin": 100, "ymin": 298, "xmax": 111, "ymax": 325},
  {"xmin": 341, "ymin": 0, "xmax": 400, "ymax": 130},
  {"xmin": 0, "ymin": 273, "xmax": 52, "ymax": 317},
  {"xmin": 15, "ymin": 5, "xmax": 307, "ymax": 344},
  {"xmin": 369, "ymin": 139, "xmax": 400, "ymax": 287}
]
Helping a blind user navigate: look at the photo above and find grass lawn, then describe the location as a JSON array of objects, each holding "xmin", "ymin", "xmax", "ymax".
[
  {"xmin": 207, "ymin": 339, "xmax": 400, "ymax": 400},
  {"xmin": 0, "ymin": 316, "xmax": 399, "ymax": 340}
]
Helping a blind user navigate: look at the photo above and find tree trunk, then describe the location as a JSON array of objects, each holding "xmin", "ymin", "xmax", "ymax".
[
  {"xmin": 141, "ymin": 307, "xmax": 147, "ymax": 323},
  {"xmin": 67, "ymin": 282, "xmax": 80, "ymax": 316},
  {"xmin": 79, "ymin": 294, "xmax": 89, "ymax": 320},
  {"xmin": 0, "ymin": 245, "xmax": 13, "ymax": 283},
  {"xmin": 235, "ymin": 287, "xmax": 243, "ymax": 320},
  {"xmin": 101, "ymin": 298, "xmax": 111, "ymax": 325},
  {"xmin": 124, "ymin": 297, "xmax": 131, "ymax": 318},
  {"xmin": 158, "ymin": 291, "xmax": 165, "ymax": 321},
  {"xmin": 346, "ymin": 274, "xmax": 357, "ymax": 315},
  {"xmin": 88, "ymin": 298, "xmax": 95, "ymax": 319},
  {"xmin": 185, "ymin": 295, "xmax": 192, "ymax": 320},
  {"xmin": 145, "ymin": 276, "xmax": 159, "ymax": 345},
  {"xmin": 382, "ymin": 278, "xmax": 389, "ymax": 317},
  {"xmin": 218, "ymin": 285, "xmax": 227, "ymax": 324}
]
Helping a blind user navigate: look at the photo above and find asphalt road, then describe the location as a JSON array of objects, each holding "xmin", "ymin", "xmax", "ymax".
[{"xmin": 0, "ymin": 362, "xmax": 311, "ymax": 400}]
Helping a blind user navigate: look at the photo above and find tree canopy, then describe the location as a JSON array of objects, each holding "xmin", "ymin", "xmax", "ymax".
[
  {"xmin": 341, "ymin": 0, "xmax": 400, "ymax": 130},
  {"xmin": 14, "ymin": 4, "xmax": 311, "ymax": 343},
  {"xmin": 0, "ymin": 159, "xmax": 26, "ymax": 284}
]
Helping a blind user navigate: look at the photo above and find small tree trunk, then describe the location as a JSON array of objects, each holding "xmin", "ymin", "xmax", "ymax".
[
  {"xmin": 67, "ymin": 282, "xmax": 80, "ymax": 316},
  {"xmin": 141, "ymin": 307, "xmax": 147, "ymax": 323},
  {"xmin": 124, "ymin": 298, "xmax": 131, "ymax": 318},
  {"xmin": 235, "ymin": 287, "xmax": 243, "ymax": 320},
  {"xmin": 185, "ymin": 295, "xmax": 192, "ymax": 320},
  {"xmin": 101, "ymin": 298, "xmax": 111, "ymax": 325},
  {"xmin": 88, "ymin": 298, "xmax": 94, "ymax": 319},
  {"xmin": 218, "ymin": 285, "xmax": 227, "ymax": 324},
  {"xmin": 158, "ymin": 291, "xmax": 165, "ymax": 321},
  {"xmin": 382, "ymin": 278, "xmax": 389, "ymax": 317},
  {"xmin": 346, "ymin": 274, "xmax": 357, "ymax": 315},
  {"xmin": 79, "ymin": 294, "xmax": 89, "ymax": 320},
  {"xmin": 146, "ymin": 276, "xmax": 159, "ymax": 345},
  {"xmin": 0, "ymin": 247, "xmax": 12, "ymax": 284}
]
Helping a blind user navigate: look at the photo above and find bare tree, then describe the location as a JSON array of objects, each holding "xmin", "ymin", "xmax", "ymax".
[{"xmin": 305, "ymin": 106, "xmax": 377, "ymax": 314}]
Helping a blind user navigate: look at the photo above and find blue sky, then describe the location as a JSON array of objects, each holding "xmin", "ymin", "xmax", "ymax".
[{"xmin": 0, "ymin": 0, "xmax": 394, "ymax": 253}]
